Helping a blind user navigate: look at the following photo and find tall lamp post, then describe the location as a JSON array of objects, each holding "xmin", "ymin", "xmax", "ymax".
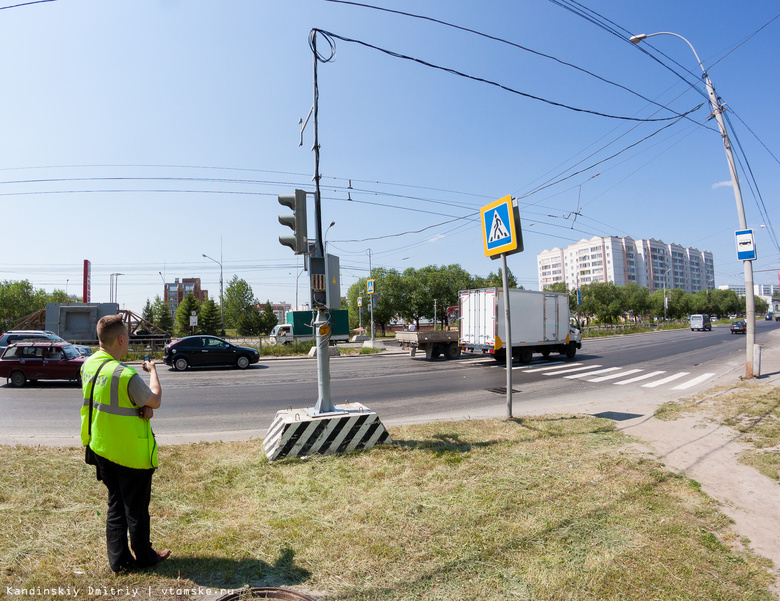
[
  {"xmin": 630, "ymin": 31, "xmax": 757, "ymax": 378},
  {"xmin": 202, "ymin": 253, "xmax": 224, "ymax": 335},
  {"xmin": 662, "ymin": 266, "xmax": 672, "ymax": 321}
]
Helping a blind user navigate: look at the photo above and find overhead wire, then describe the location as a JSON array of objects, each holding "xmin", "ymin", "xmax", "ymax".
[{"xmin": 312, "ymin": 29, "xmax": 691, "ymax": 123}]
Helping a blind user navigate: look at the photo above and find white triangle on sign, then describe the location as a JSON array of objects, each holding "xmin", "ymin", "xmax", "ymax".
[{"xmin": 488, "ymin": 211, "xmax": 509, "ymax": 243}]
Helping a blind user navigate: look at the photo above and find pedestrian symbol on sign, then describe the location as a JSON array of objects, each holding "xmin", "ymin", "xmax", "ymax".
[
  {"xmin": 488, "ymin": 211, "xmax": 509, "ymax": 244},
  {"xmin": 480, "ymin": 195, "xmax": 523, "ymax": 259}
]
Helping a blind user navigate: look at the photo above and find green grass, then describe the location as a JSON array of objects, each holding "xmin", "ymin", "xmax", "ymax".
[{"xmin": 1, "ymin": 416, "xmax": 775, "ymax": 600}]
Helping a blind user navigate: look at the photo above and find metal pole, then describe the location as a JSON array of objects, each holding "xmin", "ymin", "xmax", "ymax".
[
  {"xmin": 501, "ymin": 254, "xmax": 513, "ymax": 419},
  {"xmin": 631, "ymin": 31, "xmax": 757, "ymax": 377},
  {"xmin": 311, "ymin": 31, "xmax": 334, "ymax": 412},
  {"xmin": 368, "ymin": 248, "xmax": 375, "ymax": 342}
]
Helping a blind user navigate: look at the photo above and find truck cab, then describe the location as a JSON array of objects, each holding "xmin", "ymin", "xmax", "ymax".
[{"xmin": 269, "ymin": 323, "xmax": 293, "ymax": 345}]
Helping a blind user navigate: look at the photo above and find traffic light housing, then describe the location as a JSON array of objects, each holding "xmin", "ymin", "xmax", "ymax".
[{"xmin": 278, "ymin": 189, "xmax": 308, "ymax": 254}]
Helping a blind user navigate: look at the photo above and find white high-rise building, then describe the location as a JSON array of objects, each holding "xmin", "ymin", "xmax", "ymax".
[{"xmin": 537, "ymin": 236, "xmax": 714, "ymax": 294}]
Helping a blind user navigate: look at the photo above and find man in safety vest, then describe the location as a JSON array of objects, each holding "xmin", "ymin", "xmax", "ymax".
[{"xmin": 81, "ymin": 314, "xmax": 170, "ymax": 572}]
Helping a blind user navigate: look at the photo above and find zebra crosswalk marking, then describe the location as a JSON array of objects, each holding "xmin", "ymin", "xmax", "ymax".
[
  {"xmin": 672, "ymin": 373, "xmax": 716, "ymax": 390},
  {"xmin": 521, "ymin": 362, "xmax": 577, "ymax": 373},
  {"xmin": 614, "ymin": 371, "xmax": 666, "ymax": 385},
  {"xmin": 641, "ymin": 372, "xmax": 690, "ymax": 388},
  {"xmin": 542, "ymin": 364, "xmax": 603, "ymax": 376},
  {"xmin": 588, "ymin": 368, "xmax": 643, "ymax": 383},
  {"xmin": 565, "ymin": 367, "xmax": 621, "ymax": 379}
]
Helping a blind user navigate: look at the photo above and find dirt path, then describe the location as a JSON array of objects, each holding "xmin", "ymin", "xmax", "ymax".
[{"xmin": 618, "ymin": 331, "xmax": 780, "ymax": 593}]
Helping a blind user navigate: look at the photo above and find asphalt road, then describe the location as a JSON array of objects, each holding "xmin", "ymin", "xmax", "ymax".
[{"xmin": 2, "ymin": 319, "xmax": 778, "ymax": 446}]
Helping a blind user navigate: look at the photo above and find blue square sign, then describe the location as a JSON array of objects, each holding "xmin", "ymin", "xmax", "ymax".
[
  {"xmin": 481, "ymin": 195, "xmax": 522, "ymax": 258},
  {"xmin": 735, "ymin": 229, "xmax": 756, "ymax": 261}
]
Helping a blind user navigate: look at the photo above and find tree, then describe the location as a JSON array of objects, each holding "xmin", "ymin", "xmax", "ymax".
[
  {"xmin": 141, "ymin": 299, "xmax": 154, "ymax": 325},
  {"xmin": 623, "ymin": 283, "xmax": 650, "ymax": 322},
  {"xmin": 47, "ymin": 289, "xmax": 71, "ymax": 303},
  {"xmin": 224, "ymin": 276, "xmax": 255, "ymax": 328},
  {"xmin": 580, "ymin": 282, "xmax": 625, "ymax": 324},
  {"xmin": 175, "ymin": 293, "xmax": 201, "ymax": 336},
  {"xmin": 473, "ymin": 266, "xmax": 519, "ymax": 289},
  {"xmin": 199, "ymin": 298, "xmax": 221, "ymax": 335},
  {"xmin": 259, "ymin": 301, "xmax": 278, "ymax": 335},
  {"xmin": 152, "ymin": 295, "xmax": 174, "ymax": 333},
  {"xmin": 0, "ymin": 280, "xmax": 48, "ymax": 331},
  {"xmin": 237, "ymin": 304, "xmax": 263, "ymax": 336}
]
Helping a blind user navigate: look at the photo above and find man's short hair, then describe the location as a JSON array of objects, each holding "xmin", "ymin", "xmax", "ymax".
[{"xmin": 97, "ymin": 314, "xmax": 127, "ymax": 346}]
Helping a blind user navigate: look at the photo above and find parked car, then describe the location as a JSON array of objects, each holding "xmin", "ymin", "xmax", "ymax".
[
  {"xmin": 0, "ymin": 330, "xmax": 92, "ymax": 356},
  {"xmin": 0, "ymin": 342, "xmax": 85, "ymax": 387},
  {"xmin": 163, "ymin": 335, "xmax": 260, "ymax": 371},
  {"xmin": 730, "ymin": 320, "xmax": 747, "ymax": 335}
]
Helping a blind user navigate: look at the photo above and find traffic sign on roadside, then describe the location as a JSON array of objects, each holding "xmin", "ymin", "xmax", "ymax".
[
  {"xmin": 481, "ymin": 195, "xmax": 523, "ymax": 259},
  {"xmin": 367, "ymin": 279, "xmax": 375, "ymax": 294},
  {"xmin": 735, "ymin": 229, "xmax": 756, "ymax": 261}
]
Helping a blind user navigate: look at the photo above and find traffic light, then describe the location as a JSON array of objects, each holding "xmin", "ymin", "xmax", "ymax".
[{"xmin": 278, "ymin": 189, "xmax": 308, "ymax": 254}]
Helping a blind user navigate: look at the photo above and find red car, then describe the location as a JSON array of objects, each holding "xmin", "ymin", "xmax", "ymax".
[{"xmin": 0, "ymin": 342, "xmax": 85, "ymax": 387}]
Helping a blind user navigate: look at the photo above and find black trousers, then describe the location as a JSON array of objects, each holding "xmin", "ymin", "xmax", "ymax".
[{"xmin": 94, "ymin": 454, "xmax": 158, "ymax": 571}]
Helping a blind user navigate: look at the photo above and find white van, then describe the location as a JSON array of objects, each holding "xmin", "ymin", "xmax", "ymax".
[{"xmin": 690, "ymin": 314, "xmax": 712, "ymax": 331}]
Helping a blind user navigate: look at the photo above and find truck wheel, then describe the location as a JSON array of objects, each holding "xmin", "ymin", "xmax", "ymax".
[
  {"xmin": 10, "ymin": 371, "xmax": 26, "ymax": 387},
  {"xmin": 565, "ymin": 343, "xmax": 577, "ymax": 359},
  {"xmin": 446, "ymin": 342, "xmax": 461, "ymax": 360},
  {"xmin": 541, "ymin": 350, "xmax": 551, "ymax": 358},
  {"xmin": 518, "ymin": 348, "xmax": 533, "ymax": 364},
  {"xmin": 430, "ymin": 347, "xmax": 442, "ymax": 359},
  {"xmin": 493, "ymin": 350, "xmax": 506, "ymax": 363}
]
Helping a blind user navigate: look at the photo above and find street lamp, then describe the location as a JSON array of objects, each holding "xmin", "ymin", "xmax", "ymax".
[
  {"xmin": 630, "ymin": 31, "xmax": 757, "ymax": 378},
  {"xmin": 202, "ymin": 253, "xmax": 224, "ymax": 335},
  {"xmin": 662, "ymin": 266, "xmax": 672, "ymax": 321},
  {"xmin": 109, "ymin": 273, "xmax": 124, "ymax": 304}
]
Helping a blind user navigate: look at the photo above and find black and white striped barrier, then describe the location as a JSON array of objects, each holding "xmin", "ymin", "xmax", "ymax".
[{"xmin": 263, "ymin": 402, "xmax": 392, "ymax": 461}]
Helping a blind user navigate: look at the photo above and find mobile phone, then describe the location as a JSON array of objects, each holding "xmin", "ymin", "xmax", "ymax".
[{"xmin": 143, "ymin": 355, "xmax": 151, "ymax": 362}]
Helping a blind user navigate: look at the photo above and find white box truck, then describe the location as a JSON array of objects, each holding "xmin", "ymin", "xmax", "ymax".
[{"xmin": 459, "ymin": 288, "xmax": 581, "ymax": 363}]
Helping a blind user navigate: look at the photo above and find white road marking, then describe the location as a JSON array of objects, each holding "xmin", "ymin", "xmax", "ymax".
[
  {"xmin": 614, "ymin": 371, "xmax": 666, "ymax": 385},
  {"xmin": 587, "ymin": 369, "xmax": 643, "ymax": 382},
  {"xmin": 565, "ymin": 367, "xmax": 621, "ymax": 379},
  {"xmin": 641, "ymin": 372, "xmax": 690, "ymax": 388},
  {"xmin": 672, "ymin": 373, "xmax": 716, "ymax": 390},
  {"xmin": 542, "ymin": 364, "xmax": 603, "ymax": 376}
]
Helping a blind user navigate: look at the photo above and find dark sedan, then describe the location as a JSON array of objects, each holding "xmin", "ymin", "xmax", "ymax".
[
  {"xmin": 0, "ymin": 342, "xmax": 85, "ymax": 387},
  {"xmin": 730, "ymin": 320, "xmax": 747, "ymax": 335},
  {"xmin": 163, "ymin": 335, "xmax": 260, "ymax": 371}
]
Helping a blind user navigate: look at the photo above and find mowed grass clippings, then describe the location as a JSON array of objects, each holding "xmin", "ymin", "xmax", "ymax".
[
  {"xmin": 0, "ymin": 416, "xmax": 775, "ymax": 601},
  {"xmin": 656, "ymin": 382, "xmax": 780, "ymax": 482}
]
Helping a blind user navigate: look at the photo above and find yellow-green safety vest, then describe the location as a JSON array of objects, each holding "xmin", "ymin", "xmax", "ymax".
[{"xmin": 80, "ymin": 351, "xmax": 158, "ymax": 469}]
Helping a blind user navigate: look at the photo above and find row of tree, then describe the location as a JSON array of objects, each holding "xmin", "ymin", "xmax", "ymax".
[
  {"xmin": 345, "ymin": 264, "xmax": 519, "ymax": 334},
  {"xmin": 141, "ymin": 276, "xmax": 279, "ymax": 336},
  {"xmin": 344, "ymin": 266, "xmax": 768, "ymax": 332},
  {"xmin": 544, "ymin": 281, "xmax": 766, "ymax": 323}
]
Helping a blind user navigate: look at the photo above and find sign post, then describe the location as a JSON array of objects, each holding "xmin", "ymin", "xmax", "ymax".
[{"xmin": 480, "ymin": 195, "xmax": 523, "ymax": 419}]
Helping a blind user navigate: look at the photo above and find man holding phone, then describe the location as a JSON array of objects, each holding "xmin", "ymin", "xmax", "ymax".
[{"xmin": 80, "ymin": 314, "xmax": 170, "ymax": 572}]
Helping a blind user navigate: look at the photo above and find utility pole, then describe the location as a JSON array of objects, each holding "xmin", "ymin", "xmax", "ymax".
[{"xmin": 631, "ymin": 32, "xmax": 757, "ymax": 377}]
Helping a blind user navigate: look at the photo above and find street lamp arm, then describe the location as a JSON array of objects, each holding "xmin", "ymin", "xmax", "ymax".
[{"xmin": 630, "ymin": 32, "xmax": 706, "ymax": 74}]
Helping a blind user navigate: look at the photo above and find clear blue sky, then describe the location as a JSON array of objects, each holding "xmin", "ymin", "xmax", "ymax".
[{"xmin": 1, "ymin": 0, "xmax": 778, "ymax": 313}]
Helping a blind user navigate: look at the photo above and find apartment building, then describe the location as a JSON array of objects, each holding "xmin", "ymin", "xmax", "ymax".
[
  {"xmin": 538, "ymin": 236, "xmax": 714, "ymax": 294},
  {"xmin": 164, "ymin": 277, "xmax": 208, "ymax": 315}
]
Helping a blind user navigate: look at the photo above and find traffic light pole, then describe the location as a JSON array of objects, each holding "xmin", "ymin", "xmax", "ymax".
[
  {"xmin": 310, "ymin": 30, "xmax": 335, "ymax": 413},
  {"xmin": 264, "ymin": 30, "xmax": 392, "ymax": 461}
]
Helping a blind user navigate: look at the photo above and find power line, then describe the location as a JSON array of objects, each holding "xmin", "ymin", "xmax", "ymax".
[
  {"xmin": 312, "ymin": 29, "xmax": 689, "ymax": 123},
  {"xmin": 322, "ymin": 0, "xmax": 689, "ymax": 120}
]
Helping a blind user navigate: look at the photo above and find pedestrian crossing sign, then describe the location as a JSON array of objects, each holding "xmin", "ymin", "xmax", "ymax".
[{"xmin": 481, "ymin": 195, "xmax": 523, "ymax": 258}]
